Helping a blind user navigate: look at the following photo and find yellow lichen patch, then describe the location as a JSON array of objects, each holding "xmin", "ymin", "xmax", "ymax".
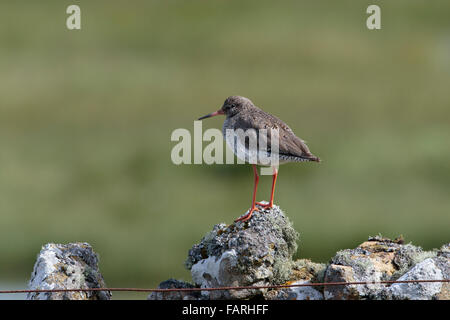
[
  {"xmin": 369, "ymin": 252, "xmax": 397, "ymax": 275},
  {"xmin": 70, "ymin": 291, "xmax": 87, "ymax": 300},
  {"xmin": 46, "ymin": 272, "xmax": 69, "ymax": 285},
  {"xmin": 289, "ymin": 268, "xmax": 313, "ymax": 282},
  {"xmin": 351, "ymin": 242, "xmax": 398, "ymax": 276}
]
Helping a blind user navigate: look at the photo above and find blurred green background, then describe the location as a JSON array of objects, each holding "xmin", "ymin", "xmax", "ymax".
[{"xmin": 0, "ymin": 1, "xmax": 449, "ymax": 299}]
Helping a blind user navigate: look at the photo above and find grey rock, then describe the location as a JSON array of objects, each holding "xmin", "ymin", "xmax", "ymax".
[
  {"xmin": 264, "ymin": 259, "xmax": 326, "ymax": 300},
  {"xmin": 324, "ymin": 238, "xmax": 402, "ymax": 300},
  {"xmin": 27, "ymin": 243, "xmax": 110, "ymax": 300},
  {"xmin": 186, "ymin": 204, "xmax": 299, "ymax": 299},
  {"xmin": 265, "ymin": 280, "xmax": 324, "ymax": 300},
  {"xmin": 286, "ymin": 281, "xmax": 324, "ymax": 300},
  {"xmin": 392, "ymin": 243, "xmax": 437, "ymax": 277},
  {"xmin": 387, "ymin": 258, "xmax": 445, "ymax": 300},
  {"xmin": 438, "ymin": 243, "xmax": 450, "ymax": 259},
  {"xmin": 324, "ymin": 237, "xmax": 447, "ymax": 300}
]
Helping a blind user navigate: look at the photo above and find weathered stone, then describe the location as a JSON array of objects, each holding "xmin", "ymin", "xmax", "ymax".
[
  {"xmin": 290, "ymin": 259, "xmax": 327, "ymax": 283},
  {"xmin": 434, "ymin": 243, "xmax": 450, "ymax": 300},
  {"xmin": 438, "ymin": 243, "xmax": 450, "ymax": 259},
  {"xmin": 264, "ymin": 259, "xmax": 326, "ymax": 300},
  {"xmin": 387, "ymin": 258, "xmax": 445, "ymax": 300},
  {"xmin": 27, "ymin": 243, "xmax": 110, "ymax": 300},
  {"xmin": 185, "ymin": 204, "xmax": 299, "ymax": 299},
  {"xmin": 265, "ymin": 279, "xmax": 324, "ymax": 300},
  {"xmin": 324, "ymin": 237, "xmax": 447, "ymax": 300},
  {"xmin": 324, "ymin": 264, "xmax": 360, "ymax": 300},
  {"xmin": 392, "ymin": 243, "xmax": 437, "ymax": 278}
]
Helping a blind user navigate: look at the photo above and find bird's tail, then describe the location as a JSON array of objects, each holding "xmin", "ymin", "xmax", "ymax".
[{"xmin": 307, "ymin": 154, "xmax": 321, "ymax": 162}]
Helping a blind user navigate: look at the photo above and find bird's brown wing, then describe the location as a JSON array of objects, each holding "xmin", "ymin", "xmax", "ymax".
[{"xmin": 235, "ymin": 108, "xmax": 319, "ymax": 161}]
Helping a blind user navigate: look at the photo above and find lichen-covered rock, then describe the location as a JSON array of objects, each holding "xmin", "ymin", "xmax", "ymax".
[
  {"xmin": 150, "ymin": 207, "xmax": 448, "ymax": 301},
  {"xmin": 185, "ymin": 204, "xmax": 299, "ymax": 299},
  {"xmin": 265, "ymin": 279, "xmax": 324, "ymax": 300},
  {"xmin": 27, "ymin": 243, "xmax": 110, "ymax": 300},
  {"xmin": 323, "ymin": 236, "xmax": 446, "ymax": 300},
  {"xmin": 438, "ymin": 243, "xmax": 450, "ymax": 259},
  {"xmin": 387, "ymin": 258, "xmax": 446, "ymax": 300},
  {"xmin": 435, "ymin": 244, "xmax": 450, "ymax": 300},
  {"xmin": 324, "ymin": 264, "xmax": 360, "ymax": 300},
  {"xmin": 147, "ymin": 279, "xmax": 203, "ymax": 300},
  {"xmin": 264, "ymin": 259, "xmax": 326, "ymax": 300}
]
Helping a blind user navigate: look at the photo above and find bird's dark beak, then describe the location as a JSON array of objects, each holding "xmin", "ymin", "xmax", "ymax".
[{"xmin": 198, "ymin": 109, "xmax": 224, "ymax": 120}]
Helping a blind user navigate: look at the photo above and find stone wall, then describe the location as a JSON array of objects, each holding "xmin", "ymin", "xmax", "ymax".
[
  {"xmin": 27, "ymin": 205, "xmax": 448, "ymax": 300},
  {"xmin": 149, "ymin": 205, "xmax": 449, "ymax": 300}
]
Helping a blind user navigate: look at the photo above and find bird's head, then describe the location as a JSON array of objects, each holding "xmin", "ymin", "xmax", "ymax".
[{"xmin": 198, "ymin": 96, "xmax": 253, "ymax": 120}]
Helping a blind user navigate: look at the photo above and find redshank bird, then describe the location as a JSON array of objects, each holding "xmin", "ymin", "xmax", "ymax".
[{"xmin": 198, "ymin": 96, "xmax": 320, "ymax": 222}]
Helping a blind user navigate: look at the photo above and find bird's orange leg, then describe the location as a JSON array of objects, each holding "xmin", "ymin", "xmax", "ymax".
[
  {"xmin": 256, "ymin": 167, "xmax": 278, "ymax": 209},
  {"xmin": 235, "ymin": 164, "xmax": 260, "ymax": 222}
]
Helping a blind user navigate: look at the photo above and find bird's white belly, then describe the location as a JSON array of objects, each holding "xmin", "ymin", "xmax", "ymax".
[{"xmin": 222, "ymin": 125, "xmax": 280, "ymax": 166}]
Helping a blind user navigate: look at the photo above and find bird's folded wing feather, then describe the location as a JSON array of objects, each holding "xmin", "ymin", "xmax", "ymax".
[{"xmin": 234, "ymin": 109, "xmax": 315, "ymax": 159}]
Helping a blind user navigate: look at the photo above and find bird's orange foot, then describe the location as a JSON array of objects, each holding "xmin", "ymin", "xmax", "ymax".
[
  {"xmin": 235, "ymin": 206, "xmax": 259, "ymax": 222},
  {"xmin": 256, "ymin": 202, "xmax": 273, "ymax": 210}
]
